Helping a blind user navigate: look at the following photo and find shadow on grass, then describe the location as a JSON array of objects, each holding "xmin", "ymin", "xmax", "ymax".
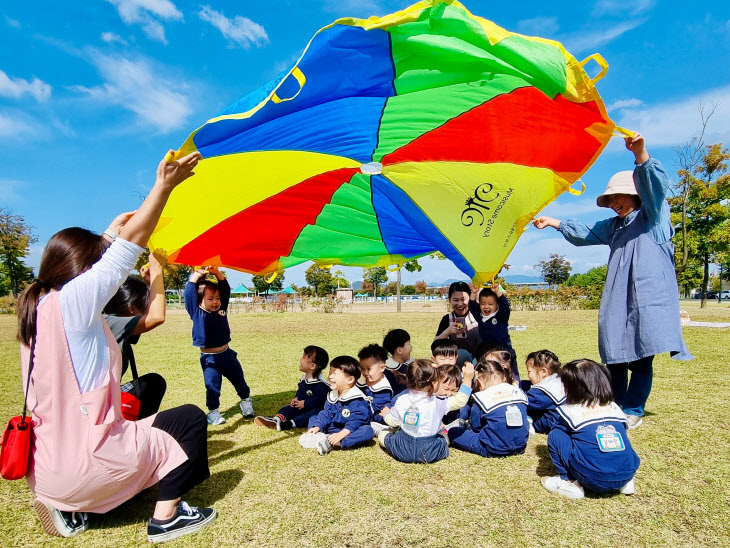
[
  {"xmin": 89, "ymin": 469, "xmax": 245, "ymax": 529},
  {"xmin": 535, "ymin": 443, "xmax": 555, "ymax": 477},
  {"xmin": 208, "ymin": 431, "xmax": 300, "ymax": 467}
]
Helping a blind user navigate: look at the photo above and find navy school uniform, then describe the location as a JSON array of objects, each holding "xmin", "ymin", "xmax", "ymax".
[
  {"xmin": 468, "ymin": 299, "xmax": 520, "ymax": 382},
  {"xmin": 308, "ymin": 386, "xmax": 374, "ymax": 448},
  {"xmin": 357, "ymin": 376, "xmax": 394, "ymax": 424},
  {"xmin": 278, "ymin": 373, "xmax": 331, "ymax": 427},
  {"xmin": 549, "ymin": 402, "xmax": 639, "ymax": 492},
  {"xmin": 184, "ymin": 278, "xmax": 250, "ymax": 410},
  {"xmin": 448, "ymin": 383, "xmax": 529, "ymax": 457},
  {"xmin": 526, "ymin": 373, "xmax": 566, "ymax": 434}
]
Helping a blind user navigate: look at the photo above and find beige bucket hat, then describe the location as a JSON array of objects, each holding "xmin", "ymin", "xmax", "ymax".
[{"xmin": 596, "ymin": 171, "xmax": 640, "ymax": 208}]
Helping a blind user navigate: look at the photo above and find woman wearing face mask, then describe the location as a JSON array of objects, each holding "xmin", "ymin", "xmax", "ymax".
[{"xmin": 534, "ymin": 133, "xmax": 692, "ymax": 429}]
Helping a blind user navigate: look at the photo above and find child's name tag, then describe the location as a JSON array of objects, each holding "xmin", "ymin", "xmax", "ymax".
[
  {"xmin": 505, "ymin": 405, "xmax": 523, "ymax": 427},
  {"xmin": 403, "ymin": 410, "xmax": 420, "ymax": 427},
  {"xmin": 596, "ymin": 425, "xmax": 625, "ymax": 452}
]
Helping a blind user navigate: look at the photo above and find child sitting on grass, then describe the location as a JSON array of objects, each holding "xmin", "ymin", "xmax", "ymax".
[
  {"xmin": 378, "ymin": 360, "xmax": 474, "ymax": 464},
  {"xmin": 383, "ymin": 328, "xmax": 413, "ymax": 376},
  {"xmin": 185, "ymin": 267, "xmax": 253, "ymax": 425},
  {"xmin": 448, "ymin": 359, "xmax": 529, "ymax": 458},
  {"xmin": 431, "ymin": 339, "xmax": 459, "ymax": 367},
  {"xmin": 357, "ymin": 344, "xmax": 395, "ymax": 424},
  {"xmin": 524, "ymin": 350, "xmax": 565, "ymax": 435},
  {"xmin": 255, "ymin": 345, "xmax": 330, "ymax": 431},
  {"xmin": 438, "ymin": 363, "xmax": 467, "ymax": 427},
  {"xmin": 299, "ymin": 356, "xmax": 374, "ymax": 455},
  {"xmin": 542, "ymin": 359, "xmax": 639, "ymax": 500}
]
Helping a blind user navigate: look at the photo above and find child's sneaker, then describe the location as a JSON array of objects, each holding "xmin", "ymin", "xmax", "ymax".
[
  {"xmin": 207, "ymin": 409, "xmax": 225, "ymax": 426},
  {"xmin": 33, "ymin": 499, "xmax": 88, "ymax": 537},
  {"xmin": 619, "ymin": 478, "xmax": 635, "ymax": 495},
  {"xmin": 240, "ymin": 397, "xmax": 255, "ymax": 418},
  {"xmin": 299, "ymin": 432, "xmax": 327, "ymax": 449},
  {"xmin": 316, "ymin": 435, "xmax": 332, "ymax": 455},
  {"xmin": 624, "ymin": 413, "xmax": 643, "ymax": 429},
  {"xmin": 254, "ymin": 415, "xmax": 281, "ymax": 430},
  {"xmin": 147, "ymin": 501, "xmax": 216, "ymax": 543},
  {"xmin": 541, "ymin": 476, "xmax": 585, "ymax": 499},
  {"xmin": 443, "ymin": 418, "xmax": 466, "ymax": 431}
]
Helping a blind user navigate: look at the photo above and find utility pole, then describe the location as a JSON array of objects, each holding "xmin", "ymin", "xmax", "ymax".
[{"xmin": 396, "ymin": 267, "xmax": 402, "ymax": 313}]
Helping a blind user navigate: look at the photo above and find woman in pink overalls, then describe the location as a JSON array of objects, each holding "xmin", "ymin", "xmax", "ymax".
[{"xmin": 16, "ymin": 151, "xmax": 217, "ymax": 544}]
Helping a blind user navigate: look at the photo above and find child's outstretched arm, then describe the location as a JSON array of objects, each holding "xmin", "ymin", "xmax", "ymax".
[
  {"xmin": 184, "ymin": 268, "xmax": 207, "ymax": 317},
  {"xmin": 132, "ymin": 249, "xmax": 168, "ymax": 335},
  {"xmin": 448, "ymin": 362, "xmax": 474, "ymax": 411}
]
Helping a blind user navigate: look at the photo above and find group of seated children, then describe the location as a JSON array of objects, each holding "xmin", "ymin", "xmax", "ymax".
[
  {"xmin": 181, "ymin": 270, "xmax": 638, "ymax": 500},
  {"xmin": 253, "ymin": 332, "xmax": 639, "ymax": 500}
]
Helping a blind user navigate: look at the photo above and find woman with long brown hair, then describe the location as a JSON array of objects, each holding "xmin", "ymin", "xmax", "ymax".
[{"xmin": 16, "ymin": 151, "xmax": 218, "ymax": 543}]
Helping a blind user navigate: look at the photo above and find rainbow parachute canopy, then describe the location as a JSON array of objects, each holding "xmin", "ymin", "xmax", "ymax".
[{"xmin": 151, "ymin": 0, "xmax": 619, "ymax": 284}]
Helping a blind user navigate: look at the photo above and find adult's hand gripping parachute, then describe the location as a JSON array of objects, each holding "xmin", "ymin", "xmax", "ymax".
[{"xmin": 150, "ymin": 0, "xmax": 619, "ymax": 284}]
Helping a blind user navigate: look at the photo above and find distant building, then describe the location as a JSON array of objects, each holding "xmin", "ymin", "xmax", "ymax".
[{"xmin": 336, "ymin": 288, "xmax": 353, "ymax": 303}]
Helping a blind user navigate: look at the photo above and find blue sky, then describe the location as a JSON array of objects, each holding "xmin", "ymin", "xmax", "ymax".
[{"xmin": 2, "ymin": 0, "xmax": 729, "ymax": 288}]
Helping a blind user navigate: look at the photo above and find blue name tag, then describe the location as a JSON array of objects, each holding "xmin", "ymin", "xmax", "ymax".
[
  {"xmin": 403, "ymin": 410, "xmax": 419, "ymax": 427},
  {"xmin": 596, "ymin": 431, "xmax": 625, "ymax": 452}
]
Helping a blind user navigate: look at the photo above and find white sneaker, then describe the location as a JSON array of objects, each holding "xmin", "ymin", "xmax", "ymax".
[
  {"xmin": 240, "ymin": 397, "xmax": 254, "ymax": 418},
  {"xmin": 33, "ymin": 499, "xmax": 88, "ymax": 538},
  {"xmin": 624, "ymin": 414, "xmax": 643, "ymax": 429},
  {"xmin": 444, "ymin": 418, "xmax": 466, "ymax": 431},
  {"xmin": 619, "ymin": 478, "xmax": 635, "ymax": 495},
  {"xmin": 370, "ymin": 421, "xmax": 392, "ymax": 436},
  {"xmin": 299, "ymin": 432, "xmax": 327, "ymax": 449},
  {"xmin": 541, "ymin": 476, "xmax": 585, "ymax": 499},
  {"xmin": 207, "ymin": 409, "xmax": 225, "ymax": 426},
  {"xmin": 316, "ymin": 436, "xmax": 332, "ymax": 455}
]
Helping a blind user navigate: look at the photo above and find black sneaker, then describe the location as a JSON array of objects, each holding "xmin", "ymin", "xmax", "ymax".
[
  {"xmin": 33, "ymin": 499, "xmax": 88, "ymax": 537},
  {"xmin": 147, "ymin": 501, "xmax": 216, "ymax": 543}
]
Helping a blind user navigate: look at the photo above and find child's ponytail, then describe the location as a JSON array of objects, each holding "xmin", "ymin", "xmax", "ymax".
[
  {"xmin": 473, "ymin": 359, "xmax": 513, "ymax": 389},
  {"xmin": 405, "ymin": 359, "xmax": 439, "ymax": 396}
]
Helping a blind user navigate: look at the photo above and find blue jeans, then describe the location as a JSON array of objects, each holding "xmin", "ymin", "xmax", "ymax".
[{"xmin": 607, "ymin": 356, "xmax": 654, "ymax": 417}]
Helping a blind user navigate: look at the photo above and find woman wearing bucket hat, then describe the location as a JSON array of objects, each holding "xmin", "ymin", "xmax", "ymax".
[{"xmin": 534, "ymin": 134, "xmax": 692, "ymax": 428}]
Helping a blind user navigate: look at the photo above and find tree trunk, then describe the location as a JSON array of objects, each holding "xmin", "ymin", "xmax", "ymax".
[
  {"xmin": 701, "ymin": 253, "xmax": 709, "ymax": 309},
  {"xmin": 680, "ymin": 183, "xmax": 689, "ymax": 272},
  {"xmin": 396, "ymin": 268, "xmax": 402, "ymax": 312}
]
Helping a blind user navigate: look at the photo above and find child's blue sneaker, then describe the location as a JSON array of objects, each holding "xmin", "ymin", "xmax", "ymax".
[
  {"xmin": 207, "ymin": 410, "xmax": 225, "ymax": 426},
  {"xmin": 240, "ymin": 397, "xmax": 254, "ymax": 418}
]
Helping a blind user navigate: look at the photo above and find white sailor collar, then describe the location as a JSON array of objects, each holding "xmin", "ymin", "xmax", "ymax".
[
  {"xmin": 473, "ymin": 383, "xmax": 527, "ymax": 413},
  {"xmin": 557, "ymin": 402, "xmax": 627, "ymax": 430},
  {"xmin": 532, "ymin": 373, "xmax": 566, "ymax": 404},
  {"xmin": 366, "ymin": 375, "xmax": 393, "ymax": 393},
  {"xmin": 385, "ymin": 357, "xmax": 409, "ymax": 371},
  {"xmin": 327, "ymin": 385, "xmax": 367, "ymax": 404},
  {"xmin": 300, "ymin": 373, "xmax": 329, "ymax": 385}
]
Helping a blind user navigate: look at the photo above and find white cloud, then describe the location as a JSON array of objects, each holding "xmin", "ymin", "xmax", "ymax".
[
  {"xmin": 616, "ymin": 85, "xmax": 730, "ymax": 148},
  {"xmin": 198, "ymin": 6, "xmax": 269, "ymax": 49},
  {"xmin": 70, "ymin": 52, "xmax": 192, "ymax": 134},
  {"xmin": 101, "ymin": 31, "xmax": 128, "ymax": 45},
  {"xmin": 0, "ymin": 178, "xmax": 26, "ymax": 202},
  {"xmin": 592, "ymin": 0, "xmax": 655, "ymax": 17},
  {"xmin": 0, "ymin": 70, "xmax": 51, "ymax": 102},
  {"xmin": 561, "ymin": 18, "xmax": 647, "ymax": 54},
  {"xmin": 5, "ymin": 16, "xmax": 21, "ymax": 28},
  {"xmin": 105, "ymin": 0, "xmax": 183, "ymax": 44},
  {"xmin": 516, "ymin": 16, "xmax": 560, "ymax": 37},
  {"xmin": 0, "ymin": 110, "xmax": 41, "ymax": 139},
  {"xmin": 606, "ymin": 98, "xmax": 643, "ymax": 111}
]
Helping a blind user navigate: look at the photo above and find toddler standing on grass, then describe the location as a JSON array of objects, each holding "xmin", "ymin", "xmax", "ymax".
[
  {"xmin": 185, "ymin": 267, "xmax": 254, "ymax": 425},
  {"xmin": 542, "ymin": 359, "xmax": 639, "ymax": 499},
  {"xmin": 254, "ymin": 345, "xmax": 330, "ymax": 431},
  {"xmin": 300, "ymin": 356, "xmax": 374, "ymax": 455}
]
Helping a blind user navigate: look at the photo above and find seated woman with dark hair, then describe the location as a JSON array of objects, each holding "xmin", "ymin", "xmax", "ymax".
[
  {"xmin": 16, "ymin": 151, "xmax": 216, "ymax": 543},
  {"xmin": 434, "ymin": 281, "xmax": 481, "ymax": 365}
]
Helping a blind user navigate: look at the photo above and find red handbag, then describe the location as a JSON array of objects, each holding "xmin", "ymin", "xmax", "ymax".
[{"xmin": 0, "ymin": 333, "xmax": 36, "ymax": 480}]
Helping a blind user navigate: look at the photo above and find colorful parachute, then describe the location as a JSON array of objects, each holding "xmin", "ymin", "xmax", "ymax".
[{"xmin": 150, "ymin": 0, "xmax": 621, "ymax": 284}]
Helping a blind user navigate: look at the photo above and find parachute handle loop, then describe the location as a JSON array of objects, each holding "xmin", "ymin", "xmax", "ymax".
[
  {"xmin": 567, "ymin": 180, "xmax": 586, "ymax": 196},
  {"xmin": 578, "ymin": 54, "xmax": 608, "ymax": 86},
  {"xmin": 387, "ymin": 264, "xmax": 401, "ymax": 272},
  {"xmin": 272, "ymin": 67, "xmax": 306, "ymax": 104},
  {"xmin": 264, "ymin": 271, "xmax": 279, "ymax": 283},
  {"xmin": 613, "ymin": 126, "xmax": 636, "ymax": 138}
]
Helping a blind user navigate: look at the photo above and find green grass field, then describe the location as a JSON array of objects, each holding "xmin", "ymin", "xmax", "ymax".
[{"xmin": 1, "ymin": 301, "xmax": 729, "ymax": 547}]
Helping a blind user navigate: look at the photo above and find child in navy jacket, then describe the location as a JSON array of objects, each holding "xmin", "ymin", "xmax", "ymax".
[
  {"xmin": 383, "ymin": 329, "xmax": 413, "ymax": 393},
  {"xmin": 448, "ymin": 358, "xmax": 529, "ymax": 457},
  {"xmin": 357, "ymin": 344, "xmax": 395, "ymax": 425},
  {"xmin": 525, "ymin": 350, "xmax": 565, "ymax": 434},
  {"xmin": 299, "ymin": 356, "xmax": 374, "ymax": 455},
  {"xmin": 185, "ymin": 267, "xmax": 252, "ymax": 425},
  {"xmin": 469, "ymin": 285, "xmax": 519, "ymax": 381},
  {"xmin": 255, "ymin": 345, "xmax": 330, "ymax": 431},
  {"xmin": 542, "ymin": 359, "xmax": 640, "ymax": 499}
]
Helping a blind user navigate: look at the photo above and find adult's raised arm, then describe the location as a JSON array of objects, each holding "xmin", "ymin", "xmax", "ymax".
[{"xmin": 119, "ymin": 151, "xmax": 201, "ymax": 247}]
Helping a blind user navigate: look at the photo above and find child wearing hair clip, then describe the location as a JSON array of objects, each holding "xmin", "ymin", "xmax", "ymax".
[
  {"xmin": 524, "ymin": 350, "xmax": 565, "ymax": 434},
  {"xmin": 378, "ymin": 360, "xmax": 474, "ymax": 464},
  {"xmin": 541, "ymin": 359, "xmax": 639, "ymax": 499},
  {"xmin": 448, "ymin": 359, "xmax": 529, "ymax": 457}
]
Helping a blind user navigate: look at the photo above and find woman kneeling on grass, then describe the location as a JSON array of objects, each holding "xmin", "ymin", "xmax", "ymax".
[{"xmin": 16, "ymin": 150, "xmax": 216, "ymax": 544}]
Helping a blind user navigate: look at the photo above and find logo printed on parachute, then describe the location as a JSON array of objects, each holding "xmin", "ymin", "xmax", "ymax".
[{"xmin": 461, "ymin": 182, "xmax": 500, "ymax": 227}]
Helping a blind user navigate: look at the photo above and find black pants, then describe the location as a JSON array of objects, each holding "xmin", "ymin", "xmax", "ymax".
[
  {"xmin": 152, "ymin": 404, "xmax": 211, "ymax": 501},
  {"xmin": 137, "ymin": 373, "xmax": 167, "ymax": 420}
]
